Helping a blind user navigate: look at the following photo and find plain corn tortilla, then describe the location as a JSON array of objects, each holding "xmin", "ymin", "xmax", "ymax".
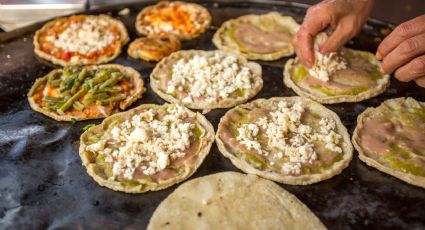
[{"xmin": 148, "ymin": 172, "xmax": 327, "ymax": 230}]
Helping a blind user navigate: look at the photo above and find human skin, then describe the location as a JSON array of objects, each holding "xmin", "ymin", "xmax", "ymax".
[
  {"xmin": 377, "ymin": 15, "xmax": 425, "ymax": 87},
  {"xmin": 293, "ymin": 0, "xmax": 374, "ymax": 67},
  {"xmin": 293, "ymin": 0, "xmax": 425, "ymax": 88}
]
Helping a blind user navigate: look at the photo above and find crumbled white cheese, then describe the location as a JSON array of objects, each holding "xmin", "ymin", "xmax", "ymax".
[
  {"xmin": 236, "ymin": 100, "xmax": 343, "ymax": 175},
  {"xmin": 237, "ymin": 125, "xmax": 263, "ymax": 155},
  {"xmin": 85, "ymin": 104, "xmax": 196, "ymax": 180},
  {"xmin": 53, "ymin": 17, "xmax": 118, "ymax": 58},
  {"xmin": 308, "ymin": 52, "xmax": 347, "ymax": 82},
  {"xmin": 307, "ymin": 33, "xmax": 347, "ymax": 82},
  {"xmin": 166, "ymin": 53, "xmax": 255, "ymax": 103}
]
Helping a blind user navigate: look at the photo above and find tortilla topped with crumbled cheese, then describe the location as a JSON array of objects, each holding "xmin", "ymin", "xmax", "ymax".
[
  {"xmin": 150, "ymin": 50, "xmax": 263, "ymax": 110},
  {"xmin": 216, "ymin": 97, "xmax": 353, "ymax": 185},
  {"xmin": 284, "ymin": 33, "xmax": 390, "ymax": 104},
  {"xmin": 79, "ymin": 103, "xmax": 214, "ymax": 193},
  {"xmin": 34, "ymin": 14, "xmax": 129, "ymax": 66}
]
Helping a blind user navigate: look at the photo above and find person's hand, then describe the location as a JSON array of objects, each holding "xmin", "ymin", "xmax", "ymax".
[
  {"xmin": 293, "ymin": 0, "xmax": 374, "ymax": 68},
  {"xmin": 377, "ymin": 15, "xmax": 425, "ymax": 88}
]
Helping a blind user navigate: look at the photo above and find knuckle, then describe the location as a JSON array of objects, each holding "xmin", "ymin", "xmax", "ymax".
[
  {"xmin": 297, "ymin": 29, "xmax": 313, "ymax": 41},
  {"xmin": 297, "ymin": 29, "xmax": 308, "ymax": 37},
  {"xmin": 411, "ymin": 57, "xmax": 425, "ymax": 73},
  {"xmin": 399, "ymin": 38, "xmax": 419, "ymax": 54},
  {"xmin": 307, "ymin": 5, "xmax": 321, "ymax": 13},
  {"xmin": 307, "ymin": 4, "xmax": 328, "ymax": 16},
  {"xmin": 340, "ymin": 29, "xmax": 356, "ymax": 42},
  {"xmin": 341, "ymin": 20, "xmax": 360, "ymax": 39},
  {"xmin": 396, "ymin": 22, "xmax": 414, "ymax": 38}
]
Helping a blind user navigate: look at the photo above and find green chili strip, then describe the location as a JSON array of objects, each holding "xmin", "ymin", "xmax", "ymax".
[
  {"xmin": 47, "ymin": 72, "xmax": 62, "ymax": 87},
  {"xmin": 42, "ymin": 96, "xmax": 63, "ymax": 103},
  {"xmin": 62, "ymin": 68, "xmax": 73, "ymax": 77},
  {"xmin": 59, "ymin": 88, "xmax": 87, "ymax": 113},
  {"xmin": 88, "ymin": 92, "xmax": 109, "ymax": 101},
  {"xmin": 59, "ymin": 91, "xmax": 71, "ymax": 99},
  {"xmin": 93, "ymin": 87, "xmax": 122, "ymax": 94},
  {"xmin": 99, "ymin": 73, "xmax": 123, "ymax": 89},
  {"xmin": 82, "ymin": 91, "xmax": 110, "ymax": 105},
  {"xmin": 29, "ymin": 78, "xmax": 46, "ymax": 96},
  {"xmin": 59, "ymin": 76, "xmax": 76, "ymax": 92},
  {"xmin": 82, "ymin": 124, "xmax": 95, "ymax": 132},
  {"xmin": 82, "ymin": 92, "xmax": 94, "ymax": 105},
  {"xmin": 39, "ymin": 66, "xmax": 129, "ymax": 113},
  {"xmin": 82, "ymin": 82, "xmax": 91, "ymax": 91},
  {"xmin": 48, "ymin": 79, "xmax": 61, "ymax": 87},
  {"xmin": 90, "ymin": 69, "xmax": 110, "ymax": 86},
  {"xmin": 70, "ymin": 68, "xmax": 88, "ymax": 94},
  {"xmin": 73, "ymin": 101, "xmax": 85, "ymax": 111},
  {"xmin": 98, "ymin": 94, "xmax": 126, "ymax": 105}
]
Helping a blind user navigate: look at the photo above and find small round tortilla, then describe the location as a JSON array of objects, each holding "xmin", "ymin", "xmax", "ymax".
[
  {"xmin": 33, "ymin": 14, "xmax": 129, "ymax": 67},
  {"xmin": 148, "ymin": 172, "xmax": 326, "ymax": 230},
  {"xmin": 352, "ymin": 97, "xmax": 425, "ymax": 189},
  {"xmin": 150, "ymin": 50, "xmax": 263, "ymax": 110},
  {"xmin": 27, "ymin": 64, "xmax": 145, "ymax": 121},
  {"xmin": 127, "ymin": 35, "xmax": 181, "ymax": 62},
  {"xmin": 216, "ymin": 97, "xmax": 353, "ymax": 185},
  {"xmin": 135, "ymin": 1, "xmax": 211, "ymax": 41},
  {"xmin": 79, "ymin": 103, "xmax": 215, "ymax": 193},
  {"xmin": 284, "ymin": 49, "xmax": 390, "ymax": 104},
  {"xmin": 213, "ymin": 12, "xmax": 300, "ymax": 61}
]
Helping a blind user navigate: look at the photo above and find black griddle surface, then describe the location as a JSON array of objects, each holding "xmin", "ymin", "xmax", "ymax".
[{"xmin": 1, "ymin": 1, "xmax": 425, "ymax": 229}]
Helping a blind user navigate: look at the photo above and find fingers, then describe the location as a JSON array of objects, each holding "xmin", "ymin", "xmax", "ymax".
[
  {"xmin": 293, "ymin": 5, "xmax": 331, "ymax": 67},
  {"xmin": 293, "ymin": 29, "xmax": 315, "ymax": 68},
  {"xmin": 376, "ymin": 15, "xmax": 425, "ymax": 60},
  {"xmin": 320, "ymin": 18, "xmax": 359, "ymax": 53},
  {"xmin": 415, "ymin": 77, "xmax": 425, "ymax": 88},
  {"xmin": 381, "ymin": 33, "xmax": 425, "ymax": 74},
  {"xmin": 394, "ymin": 54, "xmax": 425, "ymax": 82}
]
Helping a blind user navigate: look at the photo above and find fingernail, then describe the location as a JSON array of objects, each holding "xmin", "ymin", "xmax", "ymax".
[
  {"xmin": 376, "ymin": 51, "xmax": 382, "ymax": 60},
  {"xmin": 379, "ymin": 66, "xmax": 386, "ymax": 74}
]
